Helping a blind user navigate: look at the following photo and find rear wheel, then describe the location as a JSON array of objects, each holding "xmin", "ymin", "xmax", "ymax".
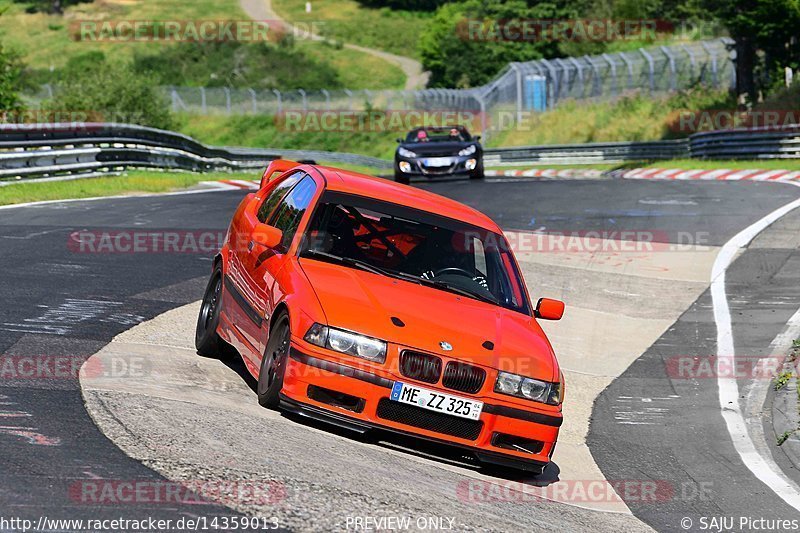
[
  {"xmin": 257, "ymin": 312, "xmax": 291, "ymax": 409},
  {"xmin": 195, "ymin": 263, "xmax": 224, "ymax": 356}
]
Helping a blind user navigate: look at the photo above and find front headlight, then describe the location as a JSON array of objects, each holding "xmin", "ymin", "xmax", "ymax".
[
  {"xmin": 304, "ymin": 323, "xmax": 387, "ymax": 363},
  {"xmin": 458, "ymin": 145, "xmax": 477, "ymax": 156},
  {"xmin": 398, "ymin": 147, "xmax": 416, "ymax": 158},
  {"xmin": 494, "ymin": 371, "xmax": 561, "ymax": 405}
]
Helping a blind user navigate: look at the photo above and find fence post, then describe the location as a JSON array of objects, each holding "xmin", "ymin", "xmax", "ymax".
[
  {"xmin": 200, "ymin": 87, "xmax": 207, "ymax": 114},
  {"xmin": 298, "ymin": 89, "xmax": 307, "ymax": 112},
  {"xmin": 509, "ymin": 63, "xmax": 523, "ymax": 123},
  {"xmin": 682, "ymin": 44, "xmax": 696, "ymax": 82},
  {"xmin": 585, "ymin": 56, "xmax": 601, "ymax": 97},
  {"xmin": 602, "ymin": 53, "xmax": 618, "ymax": 96},
  {"xmin": 554, "ymin": 59, "xmax": 570, "ymax": 98},
  {"xmin": 272, "ymin": 89, "xmax": 282, "ymax": 114},
  {"xmin": 568, "ymin": 57, "xmax": 585, "ymax": 97},
  {"xmin": 660, "ymin": 46, "xmax": 677, "ymax": 91},
  {"xmin": 321, "ymin": 89, "xmax": 330, "ymax": 110},
  {"xmin": 248, "ymin": 89, "xmax": 257, "ymax": 114},
  {"xmin": 476, "ymin": 92, "xmax": 487, "ymax": 142},
  {"xmin": 540, "ymin": 59, "xmax": 559, "ymax": 106},
  {"xmin": 618, "ymin": 52, "xmax": 634, "ymax": 90},
  {"xmin": 344, "ymin": 89, "xmax": 354, "ymax": 111},
  {"xmin": 224, "ymin": 87, "xmax": 231, "ymax": 115},
  {"xmin": 639, "ymin": 48, "xmax": 655, "ymax": 92}
]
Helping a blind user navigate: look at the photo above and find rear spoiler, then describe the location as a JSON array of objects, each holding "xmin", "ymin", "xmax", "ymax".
[{"xmin": 259, "ymin": 159, "xmax": 302, "ymax": 189}]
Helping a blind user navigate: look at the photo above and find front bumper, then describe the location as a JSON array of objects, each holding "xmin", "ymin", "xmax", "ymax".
[
  {"xmin": 280, "ymin": 344, "xmax": 561, "ymax": 473},
  {"xmin": 395, "ymin": 154, "xmax": 480, "ymax": 178}
]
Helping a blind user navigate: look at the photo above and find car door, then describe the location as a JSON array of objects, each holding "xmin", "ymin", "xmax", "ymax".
[
  {"xmin": 227, "ymin": 172, "xmax": 303, "ymax": 353},
  {"xmin": 242, "ymin": 174, "xmax": 318, "ymax": 360}
]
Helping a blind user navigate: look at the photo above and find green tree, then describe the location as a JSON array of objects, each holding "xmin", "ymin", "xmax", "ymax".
[
  {"xmin": 420, "ymin": 0, "xmax": 576, "ymax": 88},
  {"xmin": 0, "ymin": 42, "xmax": 23, "ymax": 113},
  {"xmin": 45, "ymin": 59, "xmax": 174, "ymax": 129},
  {"xmin": 704, "ymin": 0, "xmax": 800, "ymax": 104}
]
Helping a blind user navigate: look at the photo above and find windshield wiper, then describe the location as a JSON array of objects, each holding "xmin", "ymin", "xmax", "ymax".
[
  {"xmin": 417, "ymin": 278, "xmax": 499, "ymax": 306},
  {"xmin": 301, "ymin": 250, "xmax": 389, "ymax": 277}
]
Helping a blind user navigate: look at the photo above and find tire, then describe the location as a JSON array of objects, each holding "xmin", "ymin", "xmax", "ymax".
[
  {"xmin": 394, "ymin": 172, "xmax": 410, "ymax": 185},
  {"xmin": 195, "ymin": 263, "xmax": 224, "ymax": 356},
  {"xmin": 257, "ymin": 312, "xmax": 291, "ymax": 409},
  {"xmin": 470, "ymin": 161, "xmax": 485, "ymax": 180}
]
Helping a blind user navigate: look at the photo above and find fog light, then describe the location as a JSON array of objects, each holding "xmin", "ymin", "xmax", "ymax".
[
  {"xmin": 465, "ymin": 158, "xmax": 477, "ymax": 171},
  {"xmin": 398, "ymin": 161, "xmax": 412, "ymax": 173}
]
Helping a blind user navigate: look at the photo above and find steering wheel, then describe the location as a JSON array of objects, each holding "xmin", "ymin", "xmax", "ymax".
[{"xmin": 433, "ymin": 267, "xmax": 474, "ymax": 278}]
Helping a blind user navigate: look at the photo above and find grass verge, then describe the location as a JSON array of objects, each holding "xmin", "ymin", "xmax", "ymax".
[{"xmin": 0, "ymin": 170, "xmax": 258, "ymax": 206}]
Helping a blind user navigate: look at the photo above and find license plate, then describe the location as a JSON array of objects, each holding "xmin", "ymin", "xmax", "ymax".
[
  {"xmin": 390, "ymin": 381, "xmax": 483, "ymax": 420},
  {"xmin": 424, "ymin": 157, "xmax": 452, "ymax": 167}
]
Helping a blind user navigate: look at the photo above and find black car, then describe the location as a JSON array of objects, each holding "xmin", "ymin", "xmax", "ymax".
[{"xmin": 393, "ymin": 126, "xmax": 484, "ymax": 184}]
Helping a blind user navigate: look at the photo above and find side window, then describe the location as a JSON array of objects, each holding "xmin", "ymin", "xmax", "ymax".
[
  {"xmin": 257, "ymin": 172, "xmax": 303, "ymax": 223},
  {"xmin": 268, "ymin": 176, "xmax": 317, "ymax": 253}
]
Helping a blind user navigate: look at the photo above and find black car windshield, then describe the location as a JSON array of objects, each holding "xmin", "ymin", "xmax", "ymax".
[
  {"xmin": 300, "ymin": 192, "xmax": 530, "ymax": 315},
  {"xmin": 405, "ymin": 128, "xmax": 471, "ymax": 143}
]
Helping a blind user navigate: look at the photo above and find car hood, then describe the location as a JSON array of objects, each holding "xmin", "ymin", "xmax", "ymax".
[
  {"xmin": 299, "ymin": 258, "xmax": 557, "ymax": 381},
  {"xmin": 398, "ymin": 142, "xmax": 476, "ymax": 156}
]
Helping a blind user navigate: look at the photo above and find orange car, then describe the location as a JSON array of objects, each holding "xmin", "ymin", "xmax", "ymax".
[{"xmin": 195, "ymin": 160, "xmax": 566, "ymax": 474}]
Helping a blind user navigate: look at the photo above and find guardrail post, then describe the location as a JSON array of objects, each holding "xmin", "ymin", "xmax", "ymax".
[
  {"xmin": 660, "ymin": 46, "xmax": 677, "ymax": 91},
  {"xmin": 639, "ymin": 48, "xmax": 655, "ymax": 92},
  {"xmin": 272, "ymin": 89, "xmax": 282, "ymax": 114},
  {"xmin": 224, "ymin": 87, "xmax": 232, "ymax": 115},
  {"xmin": 248, "ymin": 89, "xmax": 257, "ymax": 114},
  {"xmin": 200, "ymin": 87, "xmax": 207, "ymax": 114}
]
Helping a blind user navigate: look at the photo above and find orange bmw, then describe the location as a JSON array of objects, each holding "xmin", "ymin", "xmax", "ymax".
[{"xmin": 195, "ymin": 160, "xmax": 566, "ymax": 474}]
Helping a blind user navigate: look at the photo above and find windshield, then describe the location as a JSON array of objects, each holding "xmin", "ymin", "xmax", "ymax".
[
  {"xmin": 300, "ymin": 192, "xmax": 530, "ymax": 314},
  {"xmin": 406, "ymin": 128, "xmax": 471, "ymax": 143}
]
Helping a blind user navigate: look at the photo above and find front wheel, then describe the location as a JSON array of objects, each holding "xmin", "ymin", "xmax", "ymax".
[
  {"xmin": 195, "ymin": 263, "xmax": 224, "ymax": 356},
  {"xmin": 470, "ymin": 161, "xmax": 485, "ymax": 180},
  {"xmin": 257, "ymin": 312, "xmax": 291, "ymax": 409},
  {"xmin": 394, "ymin": 172, "xmax": 410, "ymax": 185}
]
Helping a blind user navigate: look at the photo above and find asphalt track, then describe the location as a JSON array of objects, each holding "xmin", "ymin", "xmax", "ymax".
[{"xmin": 1, "ymin": 177, "xmax": 800, "ymax": 531}]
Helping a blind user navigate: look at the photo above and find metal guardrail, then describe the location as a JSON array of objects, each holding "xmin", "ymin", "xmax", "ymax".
[
  {"xmin": 0, "ymin": 123, "xmax": 390, "ymax": 183},
  {"xmin": 4, "ymin": 122, "xmax": 800, "ymax": 185},
  {"xmin": 484, "ymin": 139, "xmax": 689, "ymax": 165},
  {"xmin": 689, "ymin": 126, "xmax": 800, "ymax": 159}
]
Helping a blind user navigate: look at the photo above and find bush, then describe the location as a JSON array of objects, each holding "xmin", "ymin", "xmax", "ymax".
[
  {"xmin": 0, "ymin": 42, "xmax": 24, "ymax": 113},
  {"xmin": 132, "ymin": 41, "xmax": 342, "ymax": 90},
  {"xmin": 45, "ymin": 59, "xmax": 174, "ymax": 129}
]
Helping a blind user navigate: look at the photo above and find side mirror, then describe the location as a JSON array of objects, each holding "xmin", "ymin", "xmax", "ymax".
[
  {"xmin": 475, "ymin": 135, "xmax": 482, "ymax": 142},
  {"xmin": 535, "ymin": 298, "xmax": 564, "ymax": 321},
  {"xmin": 251, "ymin": 223, "xmax": 283, "ymax": 249}
]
